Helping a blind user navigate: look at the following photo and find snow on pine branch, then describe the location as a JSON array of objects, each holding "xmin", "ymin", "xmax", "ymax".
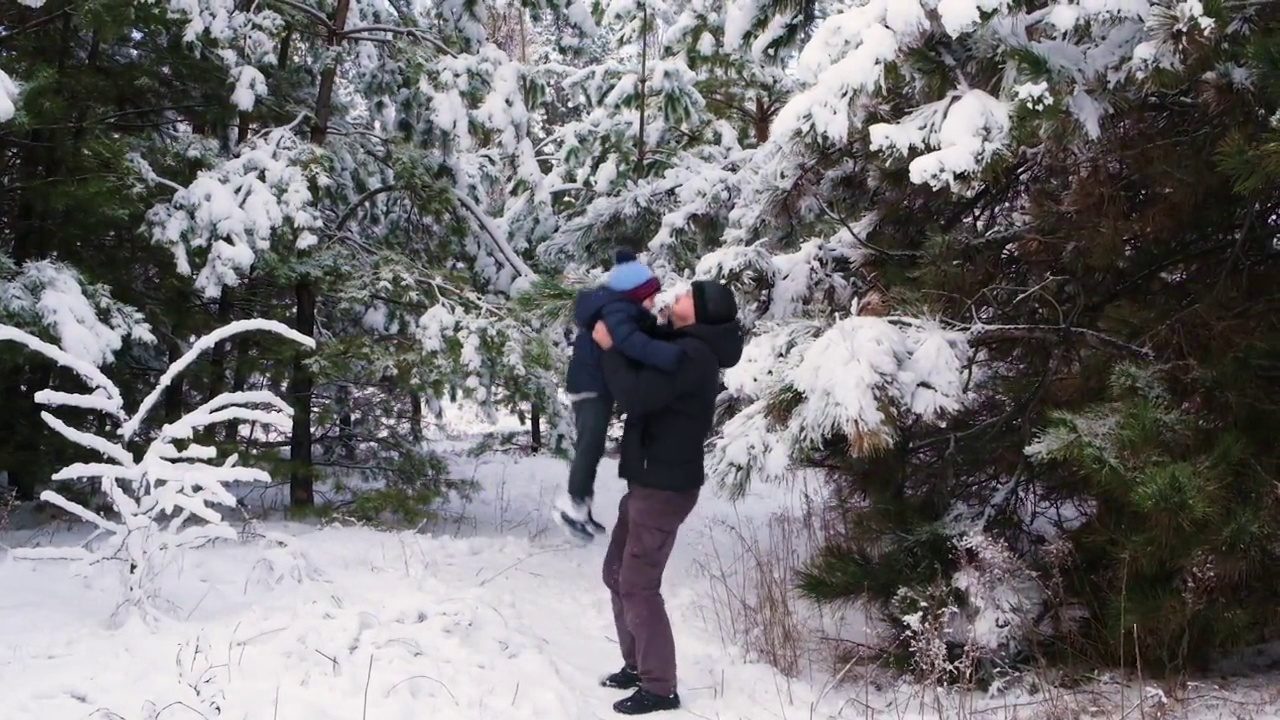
[
  {"xmin": 532, "ymin": 32, "xmax": 737, "ymax": 266},
  {"xmin": 695, "ymin": 217, "xmax": 874, "ymax": 326},
  {"xmin": 753, "ymin": 0, "xmax": 1218, "ymax": 189},
  {"xmin": 0, "ymin": 258, "xmax": 154, "ymax": 367},
  {"xmin": 409, "ymin": 45, "xmax": 552, "ymax": 291},
  {"xmin": 0, "ymin": 69, "xmax": 21, "ymax": 122},
  {"xmin": 135, "ymin": 120, "xmax": 323, "ymax": 298},
  {"xmin": 0, "ymin": 327, "xmax": 125, "ymax": 416},
  {"xmin": 540, "ymin": 148, "xmax": 742, "ymax": 267},
  {"xmin": 709, "ymin": 305, "xmax": 971, "ymax": 498},
  {"xmin": 163, "ymin": 0, "xmax": 283, "ymax": 110},
  {"xmin": 2, "ymin": 319, "xmax": 314, "ymax": 624},
  {"xmin": 868, "ymin": 89, "xmax": 1012, "ymax": 190}
]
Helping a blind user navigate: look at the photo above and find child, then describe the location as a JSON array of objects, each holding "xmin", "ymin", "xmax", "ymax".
[{"xmin": 556, "ymin": 249, "xmax": 683, "ymax": 542}]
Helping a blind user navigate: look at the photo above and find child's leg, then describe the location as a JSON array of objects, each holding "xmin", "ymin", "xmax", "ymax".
[{"xmin": 566, "ymin": 396, "xmax": 611, "ymax": 503}]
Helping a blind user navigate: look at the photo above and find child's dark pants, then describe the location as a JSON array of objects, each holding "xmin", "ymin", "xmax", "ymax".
[{"xmin": 567, "ymin": 396, "xmax": 612, "ymax": 501}]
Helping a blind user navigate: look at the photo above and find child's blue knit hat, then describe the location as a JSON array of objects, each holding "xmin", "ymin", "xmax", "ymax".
[{"xmin": 606, "ymin": 249, "xmax": 660, "ymax": 302}]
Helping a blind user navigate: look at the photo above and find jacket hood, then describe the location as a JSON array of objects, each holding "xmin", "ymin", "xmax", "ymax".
[
  {"xmin": 681, "ymin": 320, "xmax": 744, "ymax": 369},
  {"xmin": 574, "ymin": 287, "xmax": 628, "ymax": 326}
]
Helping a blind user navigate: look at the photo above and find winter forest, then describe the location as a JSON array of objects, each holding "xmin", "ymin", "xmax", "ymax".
[{"xmin": 2, "ymin": 0, "xmax": 1279, "ymax": 716}]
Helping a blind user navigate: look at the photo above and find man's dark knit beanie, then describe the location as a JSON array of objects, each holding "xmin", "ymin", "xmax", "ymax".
[{"xmin": 691, "ymin": 280, "xmax": 737, "ymax": 325}]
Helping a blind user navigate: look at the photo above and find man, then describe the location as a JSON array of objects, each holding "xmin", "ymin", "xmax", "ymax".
[{"xmin": 590, "ymin": 279, "xmax": 743, "ymax": 715}]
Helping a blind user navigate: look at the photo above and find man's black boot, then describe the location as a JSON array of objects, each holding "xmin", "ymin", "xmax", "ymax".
[
  {"xmin": 613, "ymin": 688, "xmax": 681, "ymax": 715},
  {"xmin": 600, "ymin": 665, "xmax": 641, "ymax": 690}
]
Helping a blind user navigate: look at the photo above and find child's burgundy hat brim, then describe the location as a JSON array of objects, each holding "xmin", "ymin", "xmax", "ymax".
[{"xmin": 623, "ymin": 277, "xmax": 661, "ymax": 303}]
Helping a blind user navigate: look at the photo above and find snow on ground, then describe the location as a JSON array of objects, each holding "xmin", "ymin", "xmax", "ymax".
[
  {"xmin": 2, "ymin": 440, "xmax": 1279, "ymax": 720},
  {"xmin": 0, "ymin": 446, "xmax": 861, "ymax": 720}
]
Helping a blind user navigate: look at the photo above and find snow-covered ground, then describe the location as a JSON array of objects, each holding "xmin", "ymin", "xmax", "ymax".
[
  {"xmin": 0, "ymin": 445, "xmax": 855, "ymax": 720},
  {"xmin": 2, "ymin": 438, "xmax": 1278, "ymax": 720}
]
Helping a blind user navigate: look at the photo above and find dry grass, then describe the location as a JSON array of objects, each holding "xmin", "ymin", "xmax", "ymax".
[
  {"xmin": 698, "ymin": 512, "xmax": 810, "ymax": 677},
  {"xmin": 0, "ymin": 486, "xmax": 16, "ymax": 533},
  {"xmin": 689, "ymin": 482, "xmax": 1280, "ymax": 720},
  {"xmin": 691, "ymin": 484, "xmax": 869, "ymax": 685}
]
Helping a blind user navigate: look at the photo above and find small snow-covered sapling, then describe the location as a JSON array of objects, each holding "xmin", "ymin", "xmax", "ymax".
[{"xmin": 1, "ymin": 319, "xmax": 314, "ymax": 624}]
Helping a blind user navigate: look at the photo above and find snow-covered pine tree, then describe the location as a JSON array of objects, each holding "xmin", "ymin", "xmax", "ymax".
[
  {"xmin": 0, "ymin": 0, "xmax": 242, "ymax": 503},
  {"xmin": 129, "ymin": 0, "xmax": 597, "ymax": 519},
  {"xmin": 0, "ymin": 260, "xmax": 155, "ymax": 500},
  {"xmin": 1004, "ymin": 8, "xmax": 1280, "ymax": 671},
  {"xmin": 531, "ymin": 0, "xmax": 781, "ymax": 272},
  {"xmin": 689, "ymin": 0, "xmax": 1280, "ymax": 677},
  {"xmin": 512, "ymin": 0, "xmax": 802, "ymax": 405}
]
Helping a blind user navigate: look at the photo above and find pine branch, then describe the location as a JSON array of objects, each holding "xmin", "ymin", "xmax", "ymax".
[
  {"xmin": 451, "ymin": 190, "xmax": 535, "ymax": 280},
  {"xmin": 967, "ymin": 324, "xmax": 1155, "ymax": 360},
  {"xmin": 338, "ymin": 25, "xmax": 456, "ymax": 56},
  {"xmin": 0, "ymin": 7, "xmax": 73, "ymax": 42},
  {"xmin": 508, "ymin": 276, "xmax": 578, "ymax": 325},
  {"xmin": 266, "ymin": 0, "xmax": 335, "ymax": 30},
  {"xmin": 334, "ymin": 183, "xmax": 401, "ymax": 233}
]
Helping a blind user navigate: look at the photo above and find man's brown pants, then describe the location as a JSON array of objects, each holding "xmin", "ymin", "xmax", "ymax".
[{"xmin": 601, "ymin": 484, "xmax": 700, "ymax": 696}]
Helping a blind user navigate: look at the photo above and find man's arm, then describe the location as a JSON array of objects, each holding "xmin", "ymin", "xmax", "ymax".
[
  {"xmin": 599, "ymin": 310, "xmax": 683, "ymax": 373},
  {"xmin": 601, "ymin": 340, "xmax": 710, "ymax": 415}
]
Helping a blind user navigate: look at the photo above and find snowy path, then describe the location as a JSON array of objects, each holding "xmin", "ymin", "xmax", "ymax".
[{"xmin": 0, "ymin": 453, "xmax": 854, "ymax": 720}]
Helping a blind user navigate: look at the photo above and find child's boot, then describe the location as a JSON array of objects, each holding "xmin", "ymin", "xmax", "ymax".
[
  {"xmin": 554, "ymin": 494, "xmax": 596, "ymax": 543},
  {"xmin": 585, "ymin": 500, "xmax": 606, "ymax": 535}
]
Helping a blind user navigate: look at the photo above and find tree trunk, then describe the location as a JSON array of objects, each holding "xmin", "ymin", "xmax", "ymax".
[
  {"xmin": 410, "ymin": 389, "xmax": 423, "ymax": 443},
  {"xmin": 309, "ymin": 0, "xmax": 350, "ymax": 148},
  {"xmin": 288, "ymin": 281, "xmax": 317, "ymax": 507},
  {"xmin": 336, "ymin": 384, "xmax": 356, "ymax": 462},
  {"xmin": 203, "ymin": 289, "xmax": 235, "ymax": 437},
  {"xmin": 634, "ymin": 2, "xmax": 649, "ymax": 176},
  {"xmin": 225, "ymin": 336, "xmax": 253, "ymax": 443},
  {"xmin": 754, "ymin": 96, "xmax": 770, "ymax": 144},
  {"xmin": 530, "ymin": 401, "xmax": 542, "ymax": 451},
  {"xmin": 289, "ymin": 0, "xmax": 352, "ymax": 509},
  {"xmin": 519, "ymin": 8, "xmax": 528, "ymax": 63},
  {"xmin": 163, "ymin": 336, "xmax": 185, "ymax": 423}
]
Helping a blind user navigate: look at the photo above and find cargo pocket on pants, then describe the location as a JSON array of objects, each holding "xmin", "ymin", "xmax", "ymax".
[{"xmin": 622, "ymin": 523, "xmax": 676, "ymax": 593}]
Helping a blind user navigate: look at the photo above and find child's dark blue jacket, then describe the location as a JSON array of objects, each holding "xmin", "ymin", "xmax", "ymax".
[{"xmin": 565, "ymin": 287, "xmax": 683, "ymax": 398}]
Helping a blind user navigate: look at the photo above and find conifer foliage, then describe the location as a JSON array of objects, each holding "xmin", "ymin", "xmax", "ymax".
[
  {"xmin": 679, "ymin": 0, "xmax": 1280, "ymax": 676},
  {"xmin": 1, "ymin": 0, "xmax": 592, "ymax": 518},
  {"xmin": 3, "ymin": 0, "xmax": 1280, "ymax": 680},
  {"xmin": 537, "ymin": 0, "xmax": 1280, "ymax": 677}
]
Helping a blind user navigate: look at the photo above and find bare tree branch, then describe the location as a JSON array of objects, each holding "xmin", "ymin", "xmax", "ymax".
[
  {"xmin": 267, "ymin": 0, "xmax": 335, "ymax": 28},
  {"xmin": 967, "ymin": 324, "xmax": 1155, "ymax": 360}
]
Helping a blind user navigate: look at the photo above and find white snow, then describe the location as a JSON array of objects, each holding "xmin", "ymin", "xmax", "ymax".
[
  {"xmin": 139, "ymin": 123, "xmax": 323, "ymax": 298},
  {"xmin": 0, "ymin": 320, "xmax": 313, "ymax": 623},
  {"xmin": 0, "ymin": 260, "xmax": 153, "ymax": 367},
  {"xmin": 230, "ymin": 65, "xmax": 268, "ymax": 111},
  {"xmin": 0, "ymin": 69, "xmax": 20, "ymax": 122},
  {"xmin": 947, "ymin": 532, "xmax": 1045, "ymax": 655},
  {"xmin": 1013, "ymin": 80, "xmax": 1053, "ymax": 110},
  {"xmin": 0, "ymin": 446, "xmax": 857, "ymax": 720},
  {"xmin": 4, "ymin": 424, "xmax": 1279, "ymax": 719},
  {"xmin": 723, "ymin": 0, "xmax": 757, "ymax": 52},
  {"xmin": 0, "ymin": 326, "xmax": 122, "ymax": 412},
  {"xmin": 870, "ymin": 89, "xmax": 1013, "ymax": 190}
]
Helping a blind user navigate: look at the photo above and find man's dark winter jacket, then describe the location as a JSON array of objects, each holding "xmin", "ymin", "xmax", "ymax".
[
  {"xmin": 601, "ymin": 320, "xmax": 744, "ymax": 492},
  {"xmin": 565, "ymin": 287, "xmax": 683, "ymax": 398}
]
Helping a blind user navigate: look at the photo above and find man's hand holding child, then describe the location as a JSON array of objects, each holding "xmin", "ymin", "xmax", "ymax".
[{"xmin": 592, "ymin": 321, "xmax": 614, "ymax": 350}]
